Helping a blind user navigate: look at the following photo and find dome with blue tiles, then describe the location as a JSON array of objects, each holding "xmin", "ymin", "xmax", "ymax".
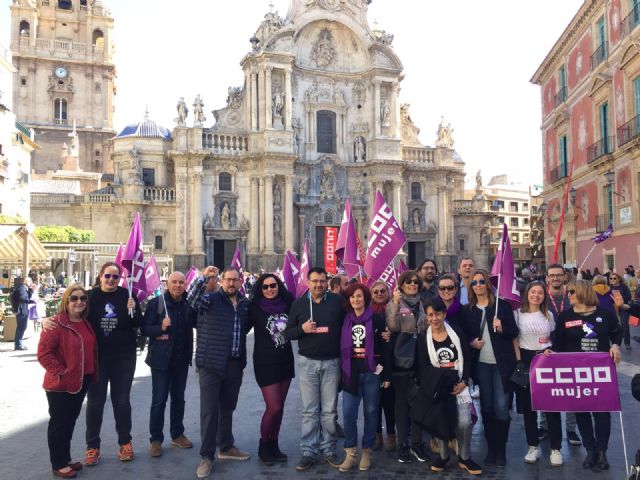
[{"xmin": 117, "ymin": 110, "xmax": 171, "ymax": 140}]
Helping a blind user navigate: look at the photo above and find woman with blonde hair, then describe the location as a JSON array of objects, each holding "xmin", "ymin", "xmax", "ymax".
[
  {"xmin": 38, "ymin": 284, "xmax": 97, "ymax": 478},
  {"xmin": 548, "ymin": 279, "xmax": 622, "ymax": 470}
]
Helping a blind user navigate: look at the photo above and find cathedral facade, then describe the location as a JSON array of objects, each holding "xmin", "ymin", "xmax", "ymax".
[{"xmin": 24, "ymin": 0, "xmax": 492, "ymax": 273}]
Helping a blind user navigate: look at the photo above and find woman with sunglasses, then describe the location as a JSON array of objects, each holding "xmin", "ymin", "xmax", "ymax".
[
  {"xmin": 249, "ymin": 273, "xmax": 294, "ymax": 465},
  {"xmin": 386, "ymin": 270, "xmax": 429, "ymax": 464},
  {"xmin": 463, "ymin": 269, "xmax": 518, "ymax": 466},
  {"xmin": 38, "ymin": 284, "xmax": 96, "ymax": 478},
  {"xmin": 549, "ymin": 279, "xmax": 622, "ymax": 470},
  {"xmin": 370, "ymin": 280, "xmax": 396, "ymax": 452},
  {"xmin": 436, "ymin": 274, "xmax": 464, "ymax": 329},
  {"xmin": 514, "ymin": 281, "xmax": 563, "ymax": 466},
  {"xmin": 608, "ymin": 273, "xmax": 632, "ymax": 350}
]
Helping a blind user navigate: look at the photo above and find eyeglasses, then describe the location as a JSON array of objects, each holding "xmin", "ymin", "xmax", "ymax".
[
  {"xmin": 372, "ymin": 289, "xmax": 387, "ymax": 294},
  {"xmin": 103, "ymin": 273, "xmax": 120, "ymax": 280},
  {"xmin": 610, "ymin": 277, "xmax": 619, "ymax": 281},
  {"xmin": 438, "ymin": 285, "xmax": 456, "ymax": 292},
  {"xmin": 262, "ymin": 283, "xmax": 278, "ymax": 290},
  {"xmin": 222, "ymin": 277, "xmax": 241, "ymax": 282},
  {"xmin": 470, "ymin": 279, "xmax": 487, "ymax": 286},
  {"xmin": 548, "ymin": 273, "xmax": 564, "ymax": 278},
  {"xmin": 405, "ymin": 279, "xmax": 421, "ymax": 285},
  {"xmin": 69, "ymin": 295, "xmax": 88, "ymax": 303},
  {"xmin": 567, "ymin": 289, "xmax": 576, "ymax": 295}
]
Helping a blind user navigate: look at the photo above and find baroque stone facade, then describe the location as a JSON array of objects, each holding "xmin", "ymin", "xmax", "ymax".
[{"xmin": 28, "ymin": 0, "xmax": 492, "ymax": 273}]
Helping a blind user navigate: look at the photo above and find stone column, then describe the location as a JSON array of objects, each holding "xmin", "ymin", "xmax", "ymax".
[
  {"xmin": 265, "ymin": 67, "xmax": 273, "ymax": 129},
  {"xmin": 285, "ymin": 69, "xmax": 292, "ymax": 130},
  {"xmin": 249, "ymin": 176, "xmax": 259, "ymax": 253},
  {"xmin": 437, "ymin": 186, "xmax": 448, "ymax": 254},
  {"xmin": 264, "ymin": 175, "xmax": 275, "ymax": 252},
  {"xmin": 373, "ymin": 80, "xmax": 381, "ymax": 137},
  {"xmin": 244, "ymin": 70, "xmax": 252, "ymax": 131},
  {"xmin": 250, "ymin": 71, "xmax": 257, "ymax": 131},
  {"xmin": 298, "ymin": 213, "xmax": 306, "ymax": 253},
  {"xmin": 285, "ymin": 175, "xmax": 294, "ymax": 251},
  {"xmin": 259, "ymin": 178, "xmax": 265, "ymax": 251},
  {"xmin": 175, "ymin": 166, "xmax": 188, "ymax": 254},
  {"xmin": 392, "ymin": 82, "xmax": 401, "ymax": 138},
  {"xmin": 257, "ymin": 70, "xmax": 265, "ymax": 131},
  {"xmin": 393, "ymin": 180, "xmax": 403, "ymax": 227},
  {"xmin": 191, "ymin": 166, "xmax": 204, "ymax": 253}
]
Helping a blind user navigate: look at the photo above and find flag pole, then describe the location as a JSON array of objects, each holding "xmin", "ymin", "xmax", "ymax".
[
  {"xmin": 128, "ymin": 261, "xmax": 135, "ymax": 317},
  {"xmin": 309, "ymin": 290, "xmax": 313, "ymax": 322},
  {"xmin": 494, "ymin": 273, "xmax": 501, "ymax": 333},
  {"xmin": 578, "ymin": 242, "xmax": 598, "ymax": 272},
  {"xmin": 619, "ymin": 411, "xmax": 630, "ymax": 476}
]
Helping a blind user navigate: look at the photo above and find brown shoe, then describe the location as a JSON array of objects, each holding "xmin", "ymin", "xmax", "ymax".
[
  {"xmin": 218, "ymin": 446, "xmax": 250, "ymax": 461},
  {"xmin": 52, "ymin": 467, "xmax": 77, "ymax": 478},
  {"xmin": 149, "ymin": 441, "xmax": 163, "ymax": 457},
  {"xmin": 385, "ymin": 434, "xmax": 397, "ymax": 452},
  {"xmin": 172, "ymin": 435, "xmax": 194, "ymax": 449},
  {"xmin": 374, "ymin": 433, "xmax": 383, "ymax": 451}
]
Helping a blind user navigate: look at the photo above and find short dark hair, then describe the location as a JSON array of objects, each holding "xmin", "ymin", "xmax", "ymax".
[
  {"xmin": 329, "ymin": 275, "xmax": 344, "ymax": 290},
  {"xmin": 418, "ymin": 259, "xmax": 438, "ymax": 275},
  {"xmin": 343, "ymin": 283, "xmax": 372, "ymax": 312},
  {"xmin": 308, "ymin": 267, "xmax": 327, "ymax": 279},
  {"xmin": 546, "ymin": 263, "xmax": 564, "ymax": 273},
  {"xmin": 221, "ymin": 266, "xmax": 241, "ymax": 279},
  {"xmin": 424, "ymin": 297, "xmax": 447, "ymax": 314}
]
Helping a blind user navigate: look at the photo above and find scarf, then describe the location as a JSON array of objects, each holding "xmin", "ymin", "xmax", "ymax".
[
  {"xmin": 446, "ymin": 296, "xmax": 462, "ymax": 319},
  {"xmin": 371, "ymin": 301, "xmax": 387, "ymax": 315},
  {"xmin": 400, "ymin": 292, "xmax": 426, "ymax": 332},
  {"xmin": 257, "ymin": 297, "xmax": 289, "ymax": 315},
  {"xmin": 426, "ymin": 323, "xmax": 471, "ymax": 405},
  {"xmin": 341, "ymin": 305, "xmax": 376, "ymax": 386}
]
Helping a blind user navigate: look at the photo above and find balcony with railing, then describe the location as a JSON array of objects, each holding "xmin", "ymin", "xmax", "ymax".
[
  {"xmin": 452, "ymin": 199, "xmax": 492, "ymax": 213},
  {"xmin": 53, "ymin": 118, "xmax": 68, "ymax": 125},
  {"xmin": 621, "ymin": 5, "xmax": 640, "ymax": 38},
  {"xmin": 14, "ymin": 36, "xmax": 109, "ymax": 61},
  {"xmin": 590, "ymin": 42, "xmax": 608, "ymax": 70},
  {"xmin": 586, "ymin": 136, "xmax": 614, "ymax": 163},
  {"xmin": 402, "ymin": 146, "xmax": 435, "ymax": 164},
  {"xmin": 549, "ymin": 164, "xmax": 569, "ymax": 183},
  {"xmin": 617, "ymin": 114, "xmax": 640, "ymax": 147},
  {"xmin": 553, "ymin": 86, "xmax": 567, "ymax": 107},
  {"xmin": 202, "ymin": 132, "xmax": 249, "ymax": 155},
  {"xmin": 596, "ymin": 212, "xmax": 614, "ymax": 233},
  {"xmin": 144, "ymin": 186, "xmax": 175, "ymax": 203}
]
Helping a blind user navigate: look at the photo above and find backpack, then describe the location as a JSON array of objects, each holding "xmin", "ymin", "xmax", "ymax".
[{"xmin": 10, "ymin": 287, "xmax": 22, "ymax": 312}]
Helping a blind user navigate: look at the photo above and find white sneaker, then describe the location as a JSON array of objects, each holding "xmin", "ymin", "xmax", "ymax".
[
  {"xmin": 470, "ymin": 385, "xmax": 480, "ymax": 399},
  {"xmin": 524, "ymin": 446, "xmax": 539, "ymax": 464},
  {"xmin": 550, "ymin": 449, "xmax": 563, "ymax": 466}
]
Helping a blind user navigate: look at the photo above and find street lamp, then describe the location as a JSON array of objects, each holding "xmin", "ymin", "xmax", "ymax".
[
  {"xmin": 569, "ymin": 187, "xmax": 584, "ymax": 210},
  {"xmin": 604, "ymin": 170, "xmax": 625, "ymax": 201}
]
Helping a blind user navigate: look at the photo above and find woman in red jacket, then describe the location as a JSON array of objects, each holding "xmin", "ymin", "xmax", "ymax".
[{"xmin": 38, "ymin": 284, "xmax": 97, "ymax": 478}]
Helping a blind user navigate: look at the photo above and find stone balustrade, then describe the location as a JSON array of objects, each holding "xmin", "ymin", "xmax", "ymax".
[
  {"xmin": 16, "ymin": 36, "xmax": 107, "ymax": 60},
  {"xmin": 202, "ymin": 132, "xmax": 249, "ymax": 155},
  {"xmin": 144, "ymin": 186, "xmax": 176, "ymax": 202},
  {"xmin": 402, "ymin": 146, "xmax": 435, "ymax": 164},
  {"xmin": 31, "ymin": 194, "xmax": 74, "ymax": 205},
  {"xmin": 452, "ymin": 199, "xmax": 492, "ymax": 213}
]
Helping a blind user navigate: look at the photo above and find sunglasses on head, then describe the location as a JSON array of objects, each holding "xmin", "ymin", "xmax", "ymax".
[
  {"xmin": 470, "ymin": 279, "xmax": 486, "ymax": 286},
  {"xmin": 438, "ymin": 285, "xmax": 456, "ymax": 291},
  {"xmin": 103, "ymin": 273, "xmax": 120, "ymax": 280},
  {"xmin": 69, "ymin": 295, "xmax": 88, "ymax": 303},
  {"xmin": 262, "ymin": 283, "xmax": 278, "ymax": 290},
  {"xmin": 372, "ymin": 288, "xmax": 387, "ymax": 294},
  {"xmin": 405, "ymin": 279, "xmax": 421, "ymax": 285}
]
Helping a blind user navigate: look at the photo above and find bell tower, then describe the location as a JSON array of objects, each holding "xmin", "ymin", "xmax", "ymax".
[{"xmin": 10, "ymin": 0, "xmax": 116, "ymax": 173}]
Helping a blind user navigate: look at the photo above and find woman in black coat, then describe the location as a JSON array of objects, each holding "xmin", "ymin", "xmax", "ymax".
[
  {"xmin": 248, "ymin": 274, "xmax": 294, "ymax": 465},
  {"xmin": 462, "ymin": 269, "xmax": 518, "ymax": 467}
]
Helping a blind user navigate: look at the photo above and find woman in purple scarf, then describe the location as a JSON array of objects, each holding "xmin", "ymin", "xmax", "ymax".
[
  {"xmin": 338, "ymin": 283, "xmax": 391, "ymax": 472},
  {"xmin": 248, "ymin": 274, "xmax": 294, "ymax": 465},
  {"xmin": 437, "ymin": 274, "xmax": 465, "ymax": 330}
]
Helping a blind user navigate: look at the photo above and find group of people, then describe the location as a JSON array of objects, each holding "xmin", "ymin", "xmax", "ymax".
[{"xmin": 35, "ymin": 256, "xmax": 629, "ymax": 478}]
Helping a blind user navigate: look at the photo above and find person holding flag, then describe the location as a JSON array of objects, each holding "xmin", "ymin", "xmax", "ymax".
[{"xmin": 142, "ymin": 270, "xmax": 197, "ymax": 458}]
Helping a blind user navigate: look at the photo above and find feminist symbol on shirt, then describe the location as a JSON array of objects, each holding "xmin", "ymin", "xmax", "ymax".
[{"xmin": 352, "ymin": 324, "xmax": 365, "ymax": 348}]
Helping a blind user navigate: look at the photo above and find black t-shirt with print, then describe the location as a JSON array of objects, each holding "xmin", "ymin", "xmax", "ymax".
[
  {"xmin": 88, "ymin": 286, "xmax": 141, "ymax": 352},
  {"xmin": 553, "ymin": 307, "xmax": 622, "ymax": 353},
  {"xmin": 432, "ymin": 335, "xmax": 459, "ymax": 369}
]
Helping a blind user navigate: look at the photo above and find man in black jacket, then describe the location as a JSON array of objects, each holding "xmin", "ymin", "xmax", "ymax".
[
  {"xmin": 11, "ymin": 277, "xmax": 31, "ymax": 350},
  {"xmin": 284, "ymin": 267, "xmax": 345, "ymax": 472},
  {"xmin": 142, "ymin": 271, "xmax": 197, "ymax": 458}
]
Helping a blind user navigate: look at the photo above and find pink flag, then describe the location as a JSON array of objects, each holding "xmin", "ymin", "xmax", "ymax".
[
  {"xmin": 143, "ymin": 255, "xmax": 161, "ymax": 295},
  {"xmin": 295, "ymin": 240, "xmax": 310, "ymax": 298},
  {"xmin": 364, "ymin": 191, "xmax": 406, "ymax": 286},
  {"xmin": 121, "ymin": 212, "xmax": 142, "ymax": 272},
  {"xmin": 397, "ymin": 260, "xmax": 408, "ymax": 275},
  {"xmin": 184, "ymin": 266, "xmax": 199, "ymax": 290},
  {"xmin": 335, "ymin": 199, "xmax": 351, "ymax": 261},
  {"xmin": 282, "ymin": 250, "xmax": 301, "ymax": 294},
  {"xmin": 340, "ymin": 202, "xmax": 361, "ymax": 280},
  {"xmin": 230, "ymin": 246, "xmax": 246, "ymax": 296},
  {"xmin": 490, "ymin": 223, "xmax": 521, "ymax": 309},
  {"xmin": 378, "ymin": 262, "xmax": 398, "ymax": 292},
  {"xmin": 114, "ymin": 243, "xmax": 129, "ymax": 289}
]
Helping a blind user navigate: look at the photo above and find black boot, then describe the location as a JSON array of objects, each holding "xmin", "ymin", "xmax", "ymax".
[
  {"xmin": 582, "ymin": 450, "xmax": 597, "ymax": 469},
  {"xmin": 258, "ymin": 439, "xmax": 275, "ymax": 465},
  {"xmin": 597, "ymin": 451, "xmax": 609, "ymax": 470},
  {"xmin": 270, "ymin": 439, "xmax": 287, "ymax": 462},
  {"xmin": 494, "ymin": 418, "xmax": 511, "ymax": 467},
  {"xmin": 481, "ymin": 412, "xmax": 496, "ymax": 465}
]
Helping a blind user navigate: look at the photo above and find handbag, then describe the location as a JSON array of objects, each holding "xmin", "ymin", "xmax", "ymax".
[
  {"xmin": 394, "ymin": 330, "xmax": 417, "ymax": 369},
  {"xmin": 509, "ymin": 360, "xmax": 529, "ymax": 389}
]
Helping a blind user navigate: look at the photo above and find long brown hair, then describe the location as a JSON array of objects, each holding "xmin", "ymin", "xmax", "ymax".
[
  {"xmin": 519, "ymin": 280, "xmax": 550, "ymax": 319},
  {"xmin": 94, "ymin": 262, "xmax": 122, "ymax": 288},
  {"xmin": 467, "ymin": 269, "xmax": 496, "ymax": 307}
]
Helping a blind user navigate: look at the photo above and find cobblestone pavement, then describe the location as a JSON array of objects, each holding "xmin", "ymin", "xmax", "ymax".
[{"xmin": 1, "ymin": 329, "xmax": 639, "ymax": 480}]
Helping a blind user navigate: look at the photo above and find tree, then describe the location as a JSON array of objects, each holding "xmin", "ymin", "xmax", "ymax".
[{"xmin": 35, "ymin": 226, "xmax": 96, "ymax": 243}]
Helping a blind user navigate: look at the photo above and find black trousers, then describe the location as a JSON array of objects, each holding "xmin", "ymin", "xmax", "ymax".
[
  {"xmin": 86, "ymin": 349, "xmax": 137, "ymax": 448},
  {"xmin": 46, "ymin": 377, "xmax": 90, "ymax": 470},
  {"xmin": 576, "ymin": 412, "xmax": 611, "ymax": 453},
  {"xmin": 199, "ymin": 358, "xmax": 244, "ymax": 460},
  {"xmin": 377, "ymin": 383, "xmax": 396, "ymax": 435},
  {"xmin": 392, "ymin": 373, "xmax": 422, "ymax": 446}
]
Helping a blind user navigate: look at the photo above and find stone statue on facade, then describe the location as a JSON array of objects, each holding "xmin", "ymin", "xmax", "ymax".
[
  {"xmin": 292, "ymin": 117, "xmax": 303, "ymax": 157},
  {"xmin": 175, "ymin": 97, "xmax": 188, "ymax": 126},
  {"xmin": 272, "ymin": 87, "xmax": 285, "ymax": 128},
  {"xmin": 413, "ymin": 209, "xmax": 422, "ymax": 233},
  {"xmin": 226, "ymin": 87, "xmax": 243, "ymax": 109},
  {"xmin": 193, "ymin": 94, "xmax": 206, "ymax": 127},
  {"xmin": 320, "ymin": 163, "xmax": 335, "ymax": 200},
  {"xmin": 273, "ymin": 182, "xmax": 282, "ymax": 206},
  {"xmin": 476, "ymin": 169, "xmax": 482, "ymax": 188},
  {"xmin": 435, "ymin": 117, "xmax": 455, "ymax": 148},
  {"xmin": 221, "ymin": 202, "xmax": 230, "ymax": 230},
  {"xmin": 380, "ymin": 98, "xmax": 390, "ymax": 127},
  {"xmin": 312, "ymin": 28, "xmax": 336, "ymax": 68},
  {"xmin": 354, "ymin": 136, "xmax": 366, "ymax": 162},
  {"xmin": 295, "ymin": 177, "xmax": 308, "ymax": 195}
]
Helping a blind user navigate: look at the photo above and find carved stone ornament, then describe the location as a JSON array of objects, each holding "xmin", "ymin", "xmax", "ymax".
[
  {"xmin": 351, "ymin": 80, "xmax": 367, "ymax": 105},
  {"xmin": 226, "ymin": 87, "xmax": 243, "ymax": 109},
  {"xmin": 305, "ymin": 80, "xmax": 336, "ymax": 103},
  {"xmin": 320, "ymin": 162, "xmax": 336, "ymax": 200},
  {"xmin": 306, "ymin": 0, "xmax": 367, "ymax": 15},
  {"xmin": 351, "ymin": 122, "xmax": 370, "ymax": 134},
  {"xmin": 311, "ymin": 28, "xmax": 337, "ymax": 69},
  {"xmin": 435, "ymin": 117, "xmax": 455, "ymax": 148}
]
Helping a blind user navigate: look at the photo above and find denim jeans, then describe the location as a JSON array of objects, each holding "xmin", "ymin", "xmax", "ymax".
[
  {"xmin": 474, "ymin": 362, "xmax": 511, "ymax": 422},
  {"xmin": 149, "ymin": 363, "xmax": 189, "ymax": 443},
  {"xmin": 14, "ymin": 313, "xmax": 28, "ymax": 348},
  {"xmin": 437, "ymin": 400, "xmax": 473, "ymax": 460},
  {"xmin": 343, "ymin": 371, "xmax": 381, "ymax": 449},
  {"xmin": 297, "ymin": 356, "xmax": 340, "ymax": 457}
]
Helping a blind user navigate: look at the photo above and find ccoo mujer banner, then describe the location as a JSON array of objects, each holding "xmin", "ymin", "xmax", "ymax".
[{"xmin": 529, "ymin": 352, "xmax": 621, "ymax": 412}]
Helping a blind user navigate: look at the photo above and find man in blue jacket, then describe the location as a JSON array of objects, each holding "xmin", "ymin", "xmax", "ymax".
[
  {"xmin": 142, "ymin": 271, "xmax": 197, "ymax": 458},
  {"xmin": 187, "ymin": 266, "xmax": 251, "ymax": 479},
  {"xmin": 11, "ymin": 277, "xmax": 32, "ymax": 350}
]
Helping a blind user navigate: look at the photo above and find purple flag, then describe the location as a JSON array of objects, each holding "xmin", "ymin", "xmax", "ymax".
[
  {"xmin": 143, "ymin": 255, "xmax": 161, "ymax": 295},
  {"xmin": 335, "ymin": 199, "xmax": 351, "ymax": 261},
  {"xmin": 364, "ymin": 191, "xmax": 406, "ymax": 286},
  {"xmin": 530, "ymin": 352, "xmax": 620, "ymax": 412},
  {"xmin": 378, "ymin": 262, "xmax": 398, "ymax": 292},
  {"xmin": 282, "ymin": 250, "xmax": 301, "ymax": 294},
  {"xmin": 397, "ymin": 260, "xmax": 408, "ymax": 275},
  {"xmin": 113, "ymin": 243, "xmax": 129, "ymax": 289},
  {"xmin": 121, "ymin": 212, "xmax": 142, "ymax": 272},
  {"xmin": 490, "ymin": 223, "xmax": 521, "ymax": 309},
  {"xmin": 230, "ymin": 246, "xmax": 246, "ymax": 296},
  {"xmin": 340, "ymin": 202, "xmax": 361, "ymax": 279},
  {"xmin": 591, "ymin": 224, "xmax": 613, "ymax": 244},
  {"xmin": 184, "ymin": 266, "xmax": 199, "ymax": 290},
  {"xmin": 295, "ymin": 240, "xmax": 310, "ymax": 299}
]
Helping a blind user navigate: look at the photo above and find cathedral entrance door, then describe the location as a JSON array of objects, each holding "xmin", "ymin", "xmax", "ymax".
[
  {"xmin": 212, "ymin": 240, "xmax": 237, "ymax": 270},
  {"xmin": 408, "ymin": 242, "xmax": 426, "ymax": 270}
]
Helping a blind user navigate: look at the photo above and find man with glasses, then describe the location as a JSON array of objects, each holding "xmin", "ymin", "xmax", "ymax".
[
  {"xmin": 285, "ymin": 267, "xmax": 346, "ymax": 472},
  {"xmin": 418, "ymin": 259, "xmax": 439, "ymax": 303},
  {"xmin": 188, "ymin": 266, "xmax": 251, "ymax": 479},
  {"xmin": 541, "ymin": 264, "xmax": 581, "ymax": 446},
  {"xmin": 457, "ymin": 257, "xmax": 475, "ymax": 305}
]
